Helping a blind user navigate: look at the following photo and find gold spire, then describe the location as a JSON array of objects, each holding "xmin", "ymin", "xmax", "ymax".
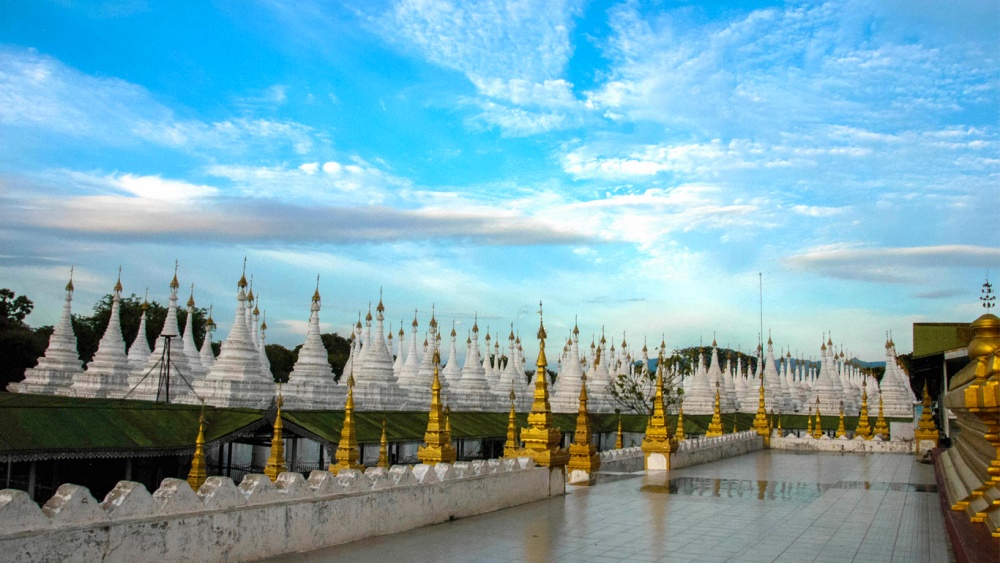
[
  {"xmin": 113, "ymin": 266, "xmax": 123, "ymax": 294},
  {"xmin": 913, "ymin": 381, "xmax": 939, "ymax": 449},
  {"xmin": 65, "ymin": 266, "xmax": 75, "ymax": 293},
  {"xmin": 186, "ymin": 409, "xmax": 208, "ymax": 490},
  {"xmin": 377, "ymin": 418, "xmax": 390, "ymax": 468},
  {"xmin": 238, "ymin": 257, "xmax": 248, "ymax": 288},
  {"xmin": 170, "ymin": 259, "xmax": 179, "ymax": 289},
  {"xmin": 615, "ymin": 413, "xmax": 624, "ymax": 449},
  {"xmin": 376, "ymin": 287, "xmax": 384, "ymax": 313},
  {"xmin": 873, "ymin": 395, "xmax": 890, "ymax": 440},
  {"xmin": 329, "ymin": 373, "xmax": 364, "ymax": 475},
  {"xmin": 312, "ymin": 274, "xmax": 321, "ymax": 302},
  {"xmin": 187, "ymin": 283, "xmax": 195, "ymax": 308},
  {"xmin": 855, "ymin": 380, "xmax": 873, "ymax": 439},
  {"xmin": 752, "ymin": 370, "xmax": 770, "ymax": 445},
  {"xmin": 264, "ymin": 392, "xmax": 286, "ymax": 482},
  {"xmin": 812, "ymin": 398, "xmax": 823, "ymax": 439},
  {"xmin": 776, "ymin": 413, "xmax": 782, "ymax": 437},
  {"xmin": 834, "ymin": 400, "xmax": 847, "ymax": 438},
  {"xmin": 205, "ymin": 304, "xmax": 215, "ymax": 331},
  {"xmin": 503, "ymin": 387, "xmax": 520, "ymax": 457},
  {"xmin": 674, "ymin": 403, "xmax": 686, "ymax": 442},
  {"xmin": 706, "ymin": 382, "xmax": 723, "ymax": 437},
  {"xmin": 416, "ymin": 349, "xmax": 457, "ymax": 465},
  {"xmin": 568, "ymin": 373, "xmax": 600, "ymax": 482},
  {"xmin": 640, "ymin": 349, "xmax": 675, "ymax": 469},
  {"xmin": 519, "ymin": 301, "xmax": 569, "ymax": 468},
  {"xmin": 807, "ymin": 408, "xmax": 813, "ymax": 436}
]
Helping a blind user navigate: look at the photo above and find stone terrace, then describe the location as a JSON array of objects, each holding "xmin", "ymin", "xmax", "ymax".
[{"xmin": 271, "ymin": 451, "xmax": 952, "ymax": 563}]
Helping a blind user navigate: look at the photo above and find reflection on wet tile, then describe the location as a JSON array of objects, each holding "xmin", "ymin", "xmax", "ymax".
[
  {"xmin": 265, "ymin": 451, "xmax": 953, "ymax": 563},
  {"xmin": 643, "ymin": 477, "xmax": 824, "ymax": 502}
]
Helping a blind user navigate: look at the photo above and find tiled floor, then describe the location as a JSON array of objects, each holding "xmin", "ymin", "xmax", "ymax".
[{"xmin": 267, "ymin": 451, "xmax": 953, "ymax": 563}]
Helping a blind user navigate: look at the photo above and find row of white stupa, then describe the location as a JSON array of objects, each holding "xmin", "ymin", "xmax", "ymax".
[
  {"xmin": 7, "ymin": 269, "xmax": 915, "ymax": 418},
  {"xmin": 671, "ymin": 335, "xmax": 915, "ymax": 418}
]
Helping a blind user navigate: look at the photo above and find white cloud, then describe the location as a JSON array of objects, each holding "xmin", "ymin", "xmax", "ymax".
[
  {"xmin": 783, "ymin": 244, "xmax": 1000, "ymax": 284},
  {"xmin": 0, "ymin": 48, "xmax": 319, "ymax": 155}
]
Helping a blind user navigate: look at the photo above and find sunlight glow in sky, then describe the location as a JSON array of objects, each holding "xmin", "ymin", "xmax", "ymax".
[{"xmin": 1, "ymin": 0, "xmax": 998, "ymax": 361}]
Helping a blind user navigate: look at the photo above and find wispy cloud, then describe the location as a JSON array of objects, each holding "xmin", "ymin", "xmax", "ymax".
[
  {"xmin": 373, "ymin": 0, "xmax": 588, "ymax": 134},
  {"xmin": 0, "ymin": 48, "xmax": 319, "ymax": 155},
  {"xmin": 783, "ymin": 244, "xmax": 1000, "ymax": 283}
]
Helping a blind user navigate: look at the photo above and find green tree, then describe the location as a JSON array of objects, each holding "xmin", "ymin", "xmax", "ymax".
[
  {"xmin": 609, "ymin": 353, "xmax": 684, "ymax": 415},
  {"xmin": 0, "ymin": 290, "xmax": 49, "ymax": 391},
  {"xmin": 319, "ymin": 333, "xmax": 351, "ymax": 382},
  {"xmin": 266, "ymin": 344, "xmax": 296, "ymax": 383}
]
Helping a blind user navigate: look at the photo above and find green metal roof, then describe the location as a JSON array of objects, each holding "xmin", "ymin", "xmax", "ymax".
[{"xmin": 0, "ymin": 393, "xmax": 265, "ymax": 461}]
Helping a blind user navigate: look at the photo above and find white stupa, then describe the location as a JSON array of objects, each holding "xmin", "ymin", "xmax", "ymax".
[
  {"xmin": 550, "ymin": 321, "xmax": 585, "ymax": 413},
  {"xmin": 808, "ymin": 336, "xmax": 845, "ymax": 415},
  {"xmin": 681, "ymin": 347, "xmax": 715, "ymax": 414},
  {"xmin": 181, "ymin": 286, "xmax": 207, "ymax": 383},
  {"xmin": 11, "ymin": 270, "xmax": 82, "ymax": 395},
  {"xmin": 353, "ymin": 294, "xmax": 407, "ymax": 410},
  {"xmin": 194, "ymin": 268, "xmax": 276, "ymax": 409},
  {"xmin": 128, "ymin": 266, "xmax": 194, "ymax": 402},
  {"xmin": 67, "ymin": 272, "xmax": 131, "ymax": 398},
  {"xmin": 199, "ymin": 306, "xmax": 216, "ymax": 372},
  {"xmin": 451, "ymin": 316, "xmax": 494, "ymax": 411},
  {"xmin": 878, "ymin": 334, "xmax": 915, "ymax": 418},
  {"xmin": 283, "ymin": 281, "xmax": 345, "ymax": 410},
  {"xmin": 126, "ymin": 294, "xmax": 152, "ymax": 372}
]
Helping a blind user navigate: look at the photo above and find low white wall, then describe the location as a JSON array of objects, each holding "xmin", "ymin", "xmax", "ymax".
[
  {"xmin": 595, "ymin": 432, "xmax": 764, "ymax": 474},
  {"xmin": 598, "ymin": 446, "xmax": 644, "ymax": 473},
  {"xmin": 672, "ymin": 431, "xmax": 763, "ymax": 469},
  {"xmin": 0, "ymin": 458, "xmax": 554, "ymax": 563},
  {"xmin": 771, "ymin": 434, "xmax": 913, "ymax": 453}
]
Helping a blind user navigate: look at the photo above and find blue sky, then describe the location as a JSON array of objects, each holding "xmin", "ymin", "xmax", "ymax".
[{"xmin": 1, "ymin": 0, "xmax": 997, "ymax": 362}]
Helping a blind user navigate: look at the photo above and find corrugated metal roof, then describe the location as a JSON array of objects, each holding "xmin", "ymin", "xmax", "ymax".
[{"xmin": 0, "ymin": 394, "xmax": 264, "ymax": 460}]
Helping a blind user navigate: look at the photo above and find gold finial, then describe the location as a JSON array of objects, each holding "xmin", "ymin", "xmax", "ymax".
[
  {"xmin": 429, "ymin": 304, "xmax": 437, "ymax": 328},
  {"xmin": 141, "ymin": 287, "xmax": 149, "ymax": 311},
  {"xmin": 503, "ymin": 386, "xmax": 520, "ymax": 458},
  {"xmin": 706, "ymin": 381, "xmax": 723, "ymax": 437},
  {"xmin": 640, "ymin": 349, "xmax": 675, "ymax": 467},
  {"xmin": 572, "ymin": 316, "xmax": 579, "ymax": 336},
  {"xmin": 807, "ymin": 408, "xmax": 813, "ymax": 435},
  {"xmin": 365, "ymin": 303, "xmax": 372, "ymax": 322},
  {"xmin": 238, "ymin": 257, "xmax": 248, "ymax": 288},
  {"xmin": 263, "ymin": 391, "xmax": 286, "ymax": 482},
  {"xmin": 187, "ymin": 283, "xmax": 195, "ymax": 308},
  {"xmin": 65, "ymin": 266, "xmax": 74, "ymax": 293},
  {"xmin": 812, "ymin": 397, "xmax": 823, "ymax": 439},
  {"xmin": 247, "ymin": 274, "xmax": 255, "ymax": 302},
  {"xmin": 675, "ymin": 403, "xmax": 686, "ymax": 442},
  {"xmin": 261, "ymin": 312, "xmax": 267, "ymax": 332},
  {"xmin": 873, "ymin": 395, "xmax": 890, "ymax": 440},
  {"xmin": 518, "ymin": 300, "xmax": 567, "ymax": 468},
  {"xmin": 312, "ymin": 274, "xmax": 321, "ymax": 302},
  {"xmin": 206, "ymin": 304, "xmax": 215, "ymax": 330},
  {"xmin": 377, "ymin": 418, "xmax": 390, "ymax": 468},
  {"xmin": 114, "ymin": 266, "xmax": 123, "ymax": 293},
  {"xmin": 752, "ymin": 362, "xmax": 769, "ymax": 444},
  {"xmin": 855, "ymin": 378, "xmax": 873, "ymax": 439},
  {"xmin": 186, "ymin": 408, "xmax": 208, "ymax": 490},
  {"xmin": 412, "ymin": 309, "xmax": 419, "ymax": 328},
  {"xmin": 472, "ymin": 313, "xmax": 479, "ymax": 333},
  {"xmin": 450, "ymin": 321, "xmax": 456, "ymax": 338},
  {"xmin": 568, "ymin": 370, "xmax": 600, "ymax": 481},
  {"xmin": 416, "ymin": 348, "xmax": 457, "ymax": 465},
  {"xmin": 170, "ymin": 259, "xmax": 179, "ymax": 289},
  {"xmin": 616, "ymin": 413, "xmax": 624, "ymax": 449},
  {"xmin": 377, "ymin": 287, "xmax": 384, "ymax": 313},
  {"xmin": 835, "ymin": 400, "xmax": 847, "ymax": 439},
  {"xmin": 329, "ymin": 368, "xmax": 363, "ymax": 475}
]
